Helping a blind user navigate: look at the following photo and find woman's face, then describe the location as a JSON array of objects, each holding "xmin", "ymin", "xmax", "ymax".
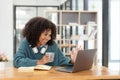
[{"xmin": 38, "ymin": 29, "xmax": 51, "ymax": 46}]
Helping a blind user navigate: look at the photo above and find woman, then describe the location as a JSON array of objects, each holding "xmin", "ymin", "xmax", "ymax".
[{"xmin": 14, "ymin": 17, "xmax": 78, "ymax": 68}]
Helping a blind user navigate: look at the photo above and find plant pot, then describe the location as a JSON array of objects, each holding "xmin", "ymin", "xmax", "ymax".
[{"xmin": 0, "ymin": 62, "xmax": 6, "ymax": 71}]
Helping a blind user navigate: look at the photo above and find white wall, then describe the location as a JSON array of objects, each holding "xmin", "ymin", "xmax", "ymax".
[{"xmin": 0, "ymin": 0, "xmax": 13, "ymax": 60}]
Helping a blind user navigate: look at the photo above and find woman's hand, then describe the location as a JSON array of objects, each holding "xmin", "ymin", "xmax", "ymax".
[
  {"xmin": 70, "ymin": 45, "xmax": 82, "ymax": 64},
  {"xmin": 37, "ymin": 55, "xmax": 49, "ymax": 65}
]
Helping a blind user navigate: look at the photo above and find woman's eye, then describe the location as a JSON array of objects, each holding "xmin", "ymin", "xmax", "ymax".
[{"xmin": 44, "ymin": 33, "xmax": 48, "ymax": 36}]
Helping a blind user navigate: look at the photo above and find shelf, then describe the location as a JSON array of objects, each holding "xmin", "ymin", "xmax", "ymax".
[{"xmin": 45, "ymin": 10, "xmax": 98, "ymax": 55}]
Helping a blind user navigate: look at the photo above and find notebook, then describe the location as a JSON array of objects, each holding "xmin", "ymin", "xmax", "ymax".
[{"xmin": 55, "ymin": 49, "xmax": 97, "ymax": 73}]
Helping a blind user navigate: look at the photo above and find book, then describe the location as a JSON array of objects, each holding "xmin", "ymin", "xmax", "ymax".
[
  {"xmin": 18, "ymin": 65, "xmax": 52, "ymax": 72},
  {"xmin": 88, "ymin": 30, "xmax": 97, "ymax": 39},
  {"xmin": 18, "ymin": 66, "xmax": 34, "ymax": 72},
  {"xmin": 34, "ymin": 65, "xmax": 52, "ymax": 70},
  {"xmin": 78, "ymin": 29, "xmax": 97, "ymax": 40}
]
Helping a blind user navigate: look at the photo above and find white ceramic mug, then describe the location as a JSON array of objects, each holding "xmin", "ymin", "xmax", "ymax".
[{"xmin": 45, "ymin": 52, "xmax": 55, "ymax": 62}]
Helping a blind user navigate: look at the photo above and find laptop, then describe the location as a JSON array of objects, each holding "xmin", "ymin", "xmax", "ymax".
[{"xmin": 55, "ymin": 49, "xmax": 97, "ymax": 73}]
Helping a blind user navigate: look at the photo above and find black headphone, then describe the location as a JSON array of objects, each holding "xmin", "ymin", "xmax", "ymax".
[{"xmin": 30, "ymin": 45, "xmax": 48, "ymax": 55}]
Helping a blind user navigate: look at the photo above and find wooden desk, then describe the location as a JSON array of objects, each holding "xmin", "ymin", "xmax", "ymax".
[{"xmin": 0, "ymin": 65, "xmax": 120, "ymax": 80}]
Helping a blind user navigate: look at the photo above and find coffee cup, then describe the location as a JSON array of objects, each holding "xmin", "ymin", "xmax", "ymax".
[{"xmin": 45, "ymin": 52, "xmax": 55, "ymax": 62}]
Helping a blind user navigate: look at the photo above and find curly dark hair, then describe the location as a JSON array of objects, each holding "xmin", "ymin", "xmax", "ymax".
[{"xmin": 22, "ymin": 17, "xmax": 56, "ymax": 47}]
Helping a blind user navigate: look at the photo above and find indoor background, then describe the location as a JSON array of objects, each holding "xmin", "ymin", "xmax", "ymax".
[{"xmin": 0, "ymin": 0, "xmax": 120, "ymax": 71}]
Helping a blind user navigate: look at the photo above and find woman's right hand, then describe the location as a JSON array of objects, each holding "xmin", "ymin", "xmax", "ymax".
[
  {"xmin": 70, "ymin": 45, "xmax": 82, "ymax": 64},
  {"xmin": 36, "ymin": 55, "xmax": 49, "ymax": 65}
]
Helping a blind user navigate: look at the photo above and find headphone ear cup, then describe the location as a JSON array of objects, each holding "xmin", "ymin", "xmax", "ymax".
[
  {"xmin": 40, "ymin": 47, "xmax": 47, "ymax": 54},
  {"xmin": 32, "ymin": 47, "xmax": 38, "ymax": 53}
]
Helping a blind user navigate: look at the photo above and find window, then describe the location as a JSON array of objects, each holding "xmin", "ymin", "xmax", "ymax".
[{"xmin": 109, "ymin": 0, "xmax": 120, "ymax": 71}]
